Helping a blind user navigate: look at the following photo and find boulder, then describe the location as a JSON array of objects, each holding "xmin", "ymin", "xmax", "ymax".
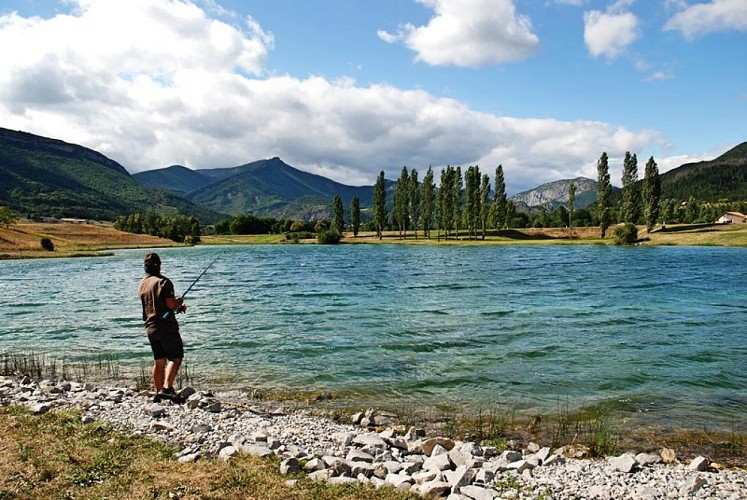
[
  {"xmin": 421, "ymin": 437, "xmax": 456, "ymax": 456},
  {"xmin": 609, "ymin": 453, "xmax": 637, "ymax": 473}
]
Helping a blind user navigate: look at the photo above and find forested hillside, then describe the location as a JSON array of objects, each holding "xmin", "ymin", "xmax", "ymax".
[
  {"xmin": 660, "ymin": 142, "xmax": 747, "ymax": 202},
  {"xmin": 0, "ymin": 128, "xmax": 222, "ymax": 222}
]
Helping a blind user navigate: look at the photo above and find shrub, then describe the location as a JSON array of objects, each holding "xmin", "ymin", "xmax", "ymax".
[
  {"xmin": 317, "ymin": 229, "xmax": 341, "ymax": 244},
  {"xmin": 40, "ymin": 237, "xmax": 55, "ymax": 251},
  {"xmin": 613, "ymin": 223, "xmax": 638, "ymax": 245}
]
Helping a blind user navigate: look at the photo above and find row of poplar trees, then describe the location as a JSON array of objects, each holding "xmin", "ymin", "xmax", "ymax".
[
  {"xmin": 372, "ymin": 164, "xmax": 512, "ymax": 240},
  {"xmin": 367, "ymin": 152, "xmax": 661, "ymax": 240},
  {"xmin": 596, "ymin": 151, "xmax": 661, "ymax": 237}
]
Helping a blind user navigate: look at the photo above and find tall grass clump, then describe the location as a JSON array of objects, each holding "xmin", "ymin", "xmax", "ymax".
[{"xmin": 549, "ymin": 400, "xmax": 619, "ymax": 457}]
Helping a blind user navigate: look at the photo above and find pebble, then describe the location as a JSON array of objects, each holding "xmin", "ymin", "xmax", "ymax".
[{"xmin": 1, "ymin": 374, "xmax": 745, "ymax": 499}]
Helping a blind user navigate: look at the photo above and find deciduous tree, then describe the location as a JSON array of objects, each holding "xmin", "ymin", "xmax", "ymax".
[
  {"xmin": 621, "ymin": 152, "xmax": 641, "ymax": 224},
  {"xmin": 596, "ymin": 152, "xmax": 613, "ymax": 237},
  {"xmin": 0, "ymin": 206, "xmax": 19, "ymax": 227},
  {"xmin": 568, "ymin": 181, "xmax": 576, "ymax": 237},
  {"xmin": 420, "ymin": 167, "xmax": 435, "ymax": 238},
  {"xmin": 480, "ymin": 173, "xmax": 491, "ymax": 240},
  {"xmin": 464, "ymin": 165, "xmax": 481, "ymax": 240},
  {"xmin": 332, "ymin": 194, "xmax": 344, "ymax": 235},
  {"xmin": 492, "ymin": 165, "xmax": 507, "ymax": 229},
  {"xmin": 409, "ymin": 168, "xmax": 420, "ymax": 238},
  {"xmin": 643, "ymin": 156, "xmax": 661, "ymax": 232},
  {"xmin": 373, "ymin": 171, "xmax": 387, "ymax": 239},
  {"xmin": 393, "ymin": 166, "xmax": 410, "ymax": 238},
  {"xmin": 350, "ymin": 196, "xmax": 360, "ymax": 237}
]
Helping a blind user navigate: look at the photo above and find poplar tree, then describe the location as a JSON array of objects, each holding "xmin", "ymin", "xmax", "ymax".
[
  {"xmin": 420, "ymin": 167, "xmax": 435, "ymax": 238},
  {"xmin": 492, "ymin": 165, "xmax": 507, "ymax": 229},
  {"xmin": 480, "ymin": 173, "xmax": 491, "ymax": 240},
  {"xmin": 643, "ymin": 156, "xmax": 661, "ymax": 232},
  {"xmin": 621, "ymin": 152, "xmax": 641, "ymax": 224},
  {"xmin": 464, "ymin": 165, "xmax": 481, "ymax": 240},
  {"xmin": 373, "ymin": 170, "xmax": 387, "ymax": 239},
  {"xmin": 568, "ymin": 181, "xmax": 576, "ymax": 236},
  {"xmin": 438, "ymin": 166, "xmax": 455, "ymax": 240},
  {"xmin": 596, "ymin": 152, "xmax": 612, "ymax": 237},
  {"xmin": 350, "ymin": 196, "xmax": 361, "ymax": 237},
  {"xmin": 332, "ymin": 194, "xmax": 345, "ymax": 235},
  {"xmin": 393, "ymin": 166, "xmax": 410, "ymax": 238},
  {"xmin": 452, "ymin": 166, "xmax": 463, "ymax": 238},
  {"xmin": 409, "ymin": 168, "xmax": 420, "ymax": 238}
]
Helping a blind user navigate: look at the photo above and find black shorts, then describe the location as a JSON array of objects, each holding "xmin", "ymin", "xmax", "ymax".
[{"xmin": 148, "ymin": 329, "xmax": 184, "ymax": 361}]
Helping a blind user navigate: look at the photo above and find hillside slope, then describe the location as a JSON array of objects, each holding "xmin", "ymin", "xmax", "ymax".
[
  {"xmin": 660, "ymin": 141, "xmax": 747, "ymax": 201},
  {"xmin": 0, "ymin": 128, "xmax": 222, "ymax": 222}
]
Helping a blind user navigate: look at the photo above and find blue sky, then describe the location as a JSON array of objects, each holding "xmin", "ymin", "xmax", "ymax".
[{"xmin": 0, "ymin": 0, "xmax": 745, "ymax": 194}]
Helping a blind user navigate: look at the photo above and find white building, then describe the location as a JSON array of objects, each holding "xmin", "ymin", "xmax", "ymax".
[{"xmin": 716, "ymin": 212, "xmax": 747, "ymax": 224}]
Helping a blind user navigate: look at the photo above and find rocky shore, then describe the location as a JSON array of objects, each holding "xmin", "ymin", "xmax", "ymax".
[{"xmin": 1, "ymin": 375, "xmax": 745, "ymax": 499}]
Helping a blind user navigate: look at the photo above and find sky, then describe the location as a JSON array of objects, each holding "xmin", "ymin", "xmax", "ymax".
[{"xmin": 0, "ymin": 0, "xmax": 745, "ymax": 194}]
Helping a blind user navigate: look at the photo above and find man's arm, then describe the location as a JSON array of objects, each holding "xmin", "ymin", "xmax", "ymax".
[{"xmin": 165, "ymin": 296, "xmax": 186, "ymax": 313}]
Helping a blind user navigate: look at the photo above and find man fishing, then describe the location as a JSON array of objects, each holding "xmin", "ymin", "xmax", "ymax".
[{"xmin": 138, "ymin": 252, "xmax": 186, "ymax": 403}]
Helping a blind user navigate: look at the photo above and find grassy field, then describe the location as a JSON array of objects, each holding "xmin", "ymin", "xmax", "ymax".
[{"xmin": 0, "ymin": 223, "xmax": 180, "ymax": 259}]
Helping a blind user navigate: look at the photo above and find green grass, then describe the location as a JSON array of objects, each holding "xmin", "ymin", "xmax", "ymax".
[{"xmin": 0, "ymin": 406, "xmax": 419, "ymax": 499}]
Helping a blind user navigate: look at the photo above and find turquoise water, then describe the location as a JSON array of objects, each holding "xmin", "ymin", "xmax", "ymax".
[{"xmin": 1, "ymin": 244, "xmax": 745, "ymax": 430}]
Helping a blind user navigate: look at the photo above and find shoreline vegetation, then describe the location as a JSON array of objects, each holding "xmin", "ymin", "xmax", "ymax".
[
  {"xmin": 1, "ymin": 351, "xmax": 745, "ymax": 471},
  {"xmin": 1, "ymin": 221, "xmax": 746, "ymax": 260}
]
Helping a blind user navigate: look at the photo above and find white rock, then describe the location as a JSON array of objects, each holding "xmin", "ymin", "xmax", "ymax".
[
  {"xmin": 423, "ymin": 452, "xmax": 452, "ymax": 471},
  {"xmin": 688, "ymin": 456, "xmax": 709, "ymax": 471},
  {"xmin": 384, "ymin": 472, "xmax": 413, "ymax": 488},
  {"xmin": 460, "ymin": 484, "xmax": 497, "ymax": 500},
  {"xmin": 609, "ymin": 453, "xmax": 638, "ymax": 473}
]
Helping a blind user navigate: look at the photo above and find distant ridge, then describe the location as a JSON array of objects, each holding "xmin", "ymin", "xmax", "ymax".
[
  {"xmin": 134, "ymin": 165, "xmax": 213, "ymax": 196},
  {"xmin": 137, "ymin": 157, "xmax": 379, "ymax": 219},
  {"xmin": 510, "ymin": 177, "xmax": 601, "ymax": 210},
  {"xmin": 0, "ymin": 128, "xmax": 222, "ymax": 222}
]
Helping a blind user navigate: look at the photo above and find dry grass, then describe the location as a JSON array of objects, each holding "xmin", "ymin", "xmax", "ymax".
[
  {"xmin": 201, "ymin": 234, "xmax": 288, "ymax": 245},
  {"xmin": 0, "ymin": 405, "xmax": 417, "ymax": 500},
  {"xmin": 645, "ymin": 223, "xmax": 747, "ymax": 246},
  {"xmin": 0, "ymin": 223, "xmax": 179, "ymax": 259}
]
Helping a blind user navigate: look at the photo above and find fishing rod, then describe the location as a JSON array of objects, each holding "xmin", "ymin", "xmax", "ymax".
[{"xmin": 162, "ymin": 255, "xmax": 220, "ymax": 319}]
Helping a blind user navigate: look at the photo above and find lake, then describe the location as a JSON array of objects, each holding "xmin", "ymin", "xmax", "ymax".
[{"xmin": 1, "ymin": 244, "xmax": 745, "ymax": 432}]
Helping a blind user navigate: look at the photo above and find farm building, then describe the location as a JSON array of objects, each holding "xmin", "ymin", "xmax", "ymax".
[{"xmin": 716, "ymin": 212, "xmax": 747, "ymax": 224}]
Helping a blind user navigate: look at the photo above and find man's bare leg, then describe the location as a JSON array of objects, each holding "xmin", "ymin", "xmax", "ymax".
[
  {"xmin": 164, "ymin": 358, "xmax": 182, "ymax": 391},
  {"xmin": 152, "ymin": 358, "xmax": 166, "ymax": 393}
]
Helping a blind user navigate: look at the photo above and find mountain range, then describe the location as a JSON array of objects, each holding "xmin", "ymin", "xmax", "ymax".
[
  {"xmin": 1, "ymin": 126, "xmax": 745, "ymax": 222},
  {"xmin": 135, "ymin": 158, "xmax": 379, "ymax": 220}
]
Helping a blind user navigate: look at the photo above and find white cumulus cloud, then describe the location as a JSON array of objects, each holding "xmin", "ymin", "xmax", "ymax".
[
  {"xmin": 377, "ymin": 0, "xmax": 539, "ymax": 67},
  {"xmin": 664, "ymin": 0, "xmax": 747, "ymax": 39},
  {"xmin": 583, "ymin": 4, "xmax": 640, "ymax": 59}
]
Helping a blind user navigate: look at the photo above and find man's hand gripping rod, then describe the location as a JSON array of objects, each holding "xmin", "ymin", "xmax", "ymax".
[{"xmin": 162, "ymin": 255, "xmax": 220, "ymax": 319}]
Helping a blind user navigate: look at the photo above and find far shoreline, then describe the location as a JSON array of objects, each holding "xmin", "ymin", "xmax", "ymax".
[{"xmin": 2, "ymin": 221, "xmax": 747, "ymax": 260}]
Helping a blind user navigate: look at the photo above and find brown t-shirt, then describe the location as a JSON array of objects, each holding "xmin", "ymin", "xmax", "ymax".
[{"xmin": 138, "ymin": 274, "xmax": 179, "ymax": 334}]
